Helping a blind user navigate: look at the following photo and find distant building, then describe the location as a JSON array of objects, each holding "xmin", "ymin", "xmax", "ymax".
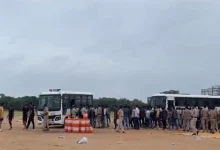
[{"xmin": 201, "ymin": 85, "xmax": 220, "ymax": 96}]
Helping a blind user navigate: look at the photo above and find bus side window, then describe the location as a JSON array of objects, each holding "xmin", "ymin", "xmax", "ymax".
[
  {"xmin": 190, "ymin": 98, "xmax": 197, "ymax": 106},
  {"xmin": 175, "ymin": 97, "xmax": 185, "ymax": 107},
  {"xmin": 204, "ymin": 100, "xmax": 209, "ymax": 107},
  {"xmin": 217, "ymin": 98, "xmax": 220, "ymax": 106},
  {"xmin": 197, "ymin": 98, "xmax": 204, "ymax": 107},
  {"xmin": 62, "ymin": 94, "xmax": 70, "ymax": 115},
  {"xmin": 75, "ymin": 95, "xmax": 81, "ymax": 108},
  {"xmin": 82, "ymin": 95, "xmax": 87, "ymax": 106},
  {"xmin": 88, "ymin": 95, "xmax": 92, "ymax": 106},
  {"xmin": 70, "ymin": 94, "xmax": 75, "ymax": 107}
]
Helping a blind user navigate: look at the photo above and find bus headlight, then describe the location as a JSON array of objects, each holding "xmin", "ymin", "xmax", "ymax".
[
  {"xmin": 38, "ymin": 116, "xmax": 42, "ymax": 121},
  {"xmin": 54, "ymin": 116, "xmax": 61, "ymax": 121}
]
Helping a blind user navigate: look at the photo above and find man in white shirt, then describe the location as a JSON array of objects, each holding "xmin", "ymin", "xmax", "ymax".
[
  {"xmin": 146, "ymin": 108, "xmax": 151, "ymax": 128},
  {"xmin": 103, "ymin": 106, "xmax": 107, "ymax": 128},
  {"xmin": 43, "ymin": 104, "xmax": 49, "ymax": 131},
  {"xmin": 134, "ymin": 105, "xmax": 140, "ymax": 129}
]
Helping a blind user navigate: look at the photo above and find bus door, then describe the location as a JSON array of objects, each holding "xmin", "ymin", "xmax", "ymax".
[
  {"xmin": 167, "ymin": 96, "xmax": 174, "ymax": 110},
  {"xmin": 167, "ymin": 100, "xmax": 174, "ymax": 109}
]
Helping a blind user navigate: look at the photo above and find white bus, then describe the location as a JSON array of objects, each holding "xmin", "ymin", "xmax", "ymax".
[
  {"xmin": 37, "ymin": 89, "xmax": 93, "ymax": 126},
  {"xmin": 150, "ymin": 93, "xmax": 220, "ymax": 110}
]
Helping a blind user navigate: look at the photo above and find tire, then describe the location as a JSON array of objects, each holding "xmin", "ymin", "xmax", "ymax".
[{"xmin": 62, "ymin": 117, "xmax": 68, "ymax": 128}]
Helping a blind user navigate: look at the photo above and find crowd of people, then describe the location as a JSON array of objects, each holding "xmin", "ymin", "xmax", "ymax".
[
  {"xmin": 69, "ymin": 105, "xmax": 220, "ymax": 135},
  {"xmin": 0, "ymin": 103, "xmax": 36, "ymax": 132},
  {"xmin": 1, "ymin": 102, "xmax": 220, "ymax": 135}
]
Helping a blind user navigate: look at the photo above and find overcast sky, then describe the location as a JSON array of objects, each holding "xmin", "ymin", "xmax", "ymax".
[{"xmin": 0, "ymin": 0, "xmax": 220, "ymax": 100}]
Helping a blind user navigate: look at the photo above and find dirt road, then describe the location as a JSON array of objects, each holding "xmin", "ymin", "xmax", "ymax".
[{"xmin": 0, "ymin": 118, "xmax": 219, "ymax": 150}]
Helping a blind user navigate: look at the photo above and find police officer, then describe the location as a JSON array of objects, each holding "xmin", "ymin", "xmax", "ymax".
[
  {"xmin": 43, "ymin": 104, "xmax": 49, "ymax": 131},
  {"xmin": 182, "ymin": 106, "xmax": 191, "ymax": 131},
  {"xmin": 71, "ymin": 105, "xmax": 77, "ymax": 118},
  {"xmin": 201, "ymin": 106, "xmax": 209, "ymax": 132},
  {"xmin": 97, "ymin": 105, "xmax": 102, "ymax": 128},
  {"xmin": 116, "ymin": 106, "xmax": 125, "ymax": 133},
  {"xmin": 190, "ymin": 106, "xmax": 199, "ymax": 135},
  {"xmin": 209, "ymin": 106, "xmax": 217, "ymax": 134}
]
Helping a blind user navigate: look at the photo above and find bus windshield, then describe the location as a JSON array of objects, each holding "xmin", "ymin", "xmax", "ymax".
[
  {"xmin": 38, "ymin": 94, "xmax": 61, "ymax": 111},
  {"xmin": 151, "ymin": 96, "xmax": 166, "ymax": 108}
]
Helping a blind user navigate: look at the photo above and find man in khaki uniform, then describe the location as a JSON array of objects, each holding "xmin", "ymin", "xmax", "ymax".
[
  {"xmin": 215, "ymin": 108, "xmax": 219, "ymax": 132},
  {"xmin": 116, "ymin": 106, "xmax": 125, "ymax": 133},
  {"xmin": 97, "ymin": 105, "xmax": 102, "ymax": 128},
  {"xmin": 209, "ymin": 106, "xmax": 217, "ymax": 134},
  {"xmin": 43, "ymin": 104, "xmax": 49, "ymax": 131},
  {"xmin": 81, "ymin": 106, "xmax": 88, "ymax": 115},
  {"xmin": 71, "ymin": 105, "xmax": 77, "ymax": 118},
  {"xmin": 190, "ymin": 106, "xmax": 199, "ymax": 135},
  {"xmin": 182, "ymin": 106, "xmax": 191, "ymax": 131},
  {"xmin": 217, "ymin": 109, "xmax": 220, "ymax": 133},
  {"xmin": 201, "ymin": 106, "xmax": 209, "ymax": 132}
]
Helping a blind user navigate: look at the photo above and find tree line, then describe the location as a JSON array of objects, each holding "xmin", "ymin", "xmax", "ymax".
[{"xmin": 0, "ymin": 94, "xmax": 147, "ymax": 110}]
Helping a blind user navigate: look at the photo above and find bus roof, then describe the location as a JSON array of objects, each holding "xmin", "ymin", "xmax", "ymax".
[
  {"xmin": 40, "ymin": 91, "xmax": 93, "ymax": 95},
  {"xmin": 152, "ymin": 93, "xmax": 220, "ymax": 99}
]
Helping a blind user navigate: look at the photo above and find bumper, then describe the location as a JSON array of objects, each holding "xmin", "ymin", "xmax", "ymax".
[
  {"xmin": 38, "ymin": 115, "xmax": 63, "ymax": 125},
  {"xmin": 38, "ymin": 120, "xmax": 63, "ymax": 125}
]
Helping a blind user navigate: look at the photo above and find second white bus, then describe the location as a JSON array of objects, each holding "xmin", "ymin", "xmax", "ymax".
[{"xmin": 150, "ymin": 93, "xmax": 220, "ymax": 110}]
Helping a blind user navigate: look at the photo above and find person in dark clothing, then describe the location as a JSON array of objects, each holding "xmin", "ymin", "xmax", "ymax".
[
  {"xmin": 161, "ymin": 107, "xmax": 168, "ymax": 130},
  {"xmin": 26, "ymin": 103, "xmax": 35, "ymax": 129},
  {"xmin": 22, "ymin": 104, "xmax": 28, "ymax": 129},
  {"xmin": 101, "ymin": 105, "xmax": 104, "ymax": 128},
  {"xmin": 7, "ymin": 105, "xmax": 14, "ymax": 130},
  {"xmin": 113, "ymin": 106, "xmax": 118, "ymax": 130},
  {"xmin": 150, "ymin": 109, "xmax": 156, "ymax": 128},
  {"xmin": 139, "ymin": 106, "xmax": 146, "ymax": 127},
  {"xmin": 171, "ymin": 107, "xmax": 179, "ymax": 130}
]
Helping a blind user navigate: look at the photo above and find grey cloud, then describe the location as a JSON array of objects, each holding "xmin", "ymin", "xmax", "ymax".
[{"xmin": 0, "ymin": 0, "xmax": 220, "ymax": 99}]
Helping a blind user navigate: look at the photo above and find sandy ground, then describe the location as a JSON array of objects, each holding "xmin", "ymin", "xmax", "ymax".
[{"xmin": 0, "ymin": 117, "xmax": 220, "ymax": 150}]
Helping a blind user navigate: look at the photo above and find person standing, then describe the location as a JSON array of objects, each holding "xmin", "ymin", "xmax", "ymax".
[
  {"xmin": 71, "ymin": 105, "xmax": 77, "ymax": 118},
  {"xmin": 106, "ymin": 106, "xmax": 110, "ymax": 127},
  {"xmin": 161, "ymin": 107, "xmax": 168, "ymax": 130},
  {"xmin": 88, "ymin": 106, "xmax": 96, "ymax": 127},
  {"xmin": 209, "ymin": 106, "xmax": 217, "ymax": 134},
  {"xmin": 217, "ymin": 109, "xmax": 220, "ymax": 133},
  {"xmin": 96, "ymin": 105, "xmax": 102, "ymax": 128},
  {"xmin": 113, "ymin": 105, "xmax": 118, "ymax": 130},
  {"xmin": 201, "ymin": 106, "xmax": 209, "ymax": 132},
  {"xmin": 81, "ymin": 105, "xmax": 87, "ymax": 118},
  {"xmin": 145, "ymin": 107, "xmax": 151, "ymax": 128},
  {"xmin": 182, "ymin": 106, "xmax": 191, "ymax": 132},
  {"xmin": 116, "ymin": 106, "xmax": 125, "ymax": 133},
  {"xmin": 7, "ymin": 105, "xmax": 14, "ymax": 130},
  {"xmin": 0, "ymin": 103, "xmax": 5, "ymax": 132},
  {"xmin": 155, "ymin": 106, "xmax": 161, "ymax": 129},
  {"xmin": 123, "ymin": 106, "xmax": 130, "ymax": 130},
  {"xmin": 26, "ymin": 103, "xmax": 35, "ymax": 130},
  {"xmin": 215, "ymin": 107, "xmax": 219, "ymax": 132},
  {"xmin": 22, "ymin": 104, "xmax": 28, "ymax": 129},
  {"xmin": 134, "ymin": 105, "xmax": 140, "ymax": 130},
  {"xmin": 190, "ymin": 106, "xmax": 199, "ymax": 135},
  {"xmin": 130, "ymin": 106, "xmax": 135, "ymax": 128},
  {"xmin": 139, "ymin": 106, "xmax": 146, "ymax": 127},
  {"xmin": 103, "ymin": 106, "xmax": 107, "ymax": 128},
  {"xmin": 171, "ymin": 107, "xmax": 179, "ymax": 130},
  {"xmin": 43, "ymin": 104, "xmax": 49, "ymax": 131},
  {"xmin": 101, "ymin": 105, "xmax": 104, "ymax": 128}
]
